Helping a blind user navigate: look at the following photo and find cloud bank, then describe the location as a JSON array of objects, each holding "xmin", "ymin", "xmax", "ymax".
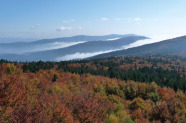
[
  {"xmin": 56, "ymin": 50, "xmax": 116, "ymax": 61},
  {"xmin": 56, "ymin": 34, "xmax": 186, "ymax": 61},
  {"xmin": 105, "ymin": 38, "xmax": 120, "ymax": 41},
  {"xmin": 30, "ymin": 41, "xmax": 87, "ymax": 53},
  {"xmin": 123, "ymin": 34, "xmax": 185, "ymax": 49},
  {"xmin": 45, "ymin": 41, "xmax": 86, "ymax": 50}
]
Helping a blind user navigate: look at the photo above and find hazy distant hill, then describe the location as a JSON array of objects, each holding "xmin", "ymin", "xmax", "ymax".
[
  {"xmin": 0, "ymin": 36, "xmax": 147, "ymax": 61},
  {"xmin": 0, "ymin": 34, "xmax": 136, "ymax": 54},
  {"xmin": 0, "ymin": 38, "xmax": 37, "ymax": 43},
  {"xmin": 92, "ymin": 35, "xmax": 186, "ymax": 58}
]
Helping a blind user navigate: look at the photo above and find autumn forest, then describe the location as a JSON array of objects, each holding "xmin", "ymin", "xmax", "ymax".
[{"xmin": 0, "ymin": 56, "xmax": 186, "ymax": 123}]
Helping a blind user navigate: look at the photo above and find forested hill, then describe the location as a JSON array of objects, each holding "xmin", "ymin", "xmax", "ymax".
[
  {"xmin": 1, "ymin": 55, "xmax": 185, "ymax": 91},
  {"xmin": 92, "ymin": 35, "xmax": 186, "ymax": 59},
  {"xmin": 0, "ymin": 56, "xmax": 186, "ymax": 122}
]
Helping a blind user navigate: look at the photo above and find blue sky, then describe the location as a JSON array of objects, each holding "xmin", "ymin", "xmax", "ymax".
[{"xmin": 0, "ymin": 0, "xmax": 186, "ymax": 39}]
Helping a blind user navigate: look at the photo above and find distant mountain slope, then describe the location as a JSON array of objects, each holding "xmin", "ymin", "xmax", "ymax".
[
  {"xmin": 91, "ymin": 35, "xmax": 186, "ymax": 58},
  {"xmin": 0, "ymin": 34, "xmax": 136, "ymax": 54},
  {"xmin": 0, "ymin": 36, "xmax": 147, "ymax": 61},
  {"xmin": 0, "ymin": 38, "xmax": 37, "ymax": 43}
]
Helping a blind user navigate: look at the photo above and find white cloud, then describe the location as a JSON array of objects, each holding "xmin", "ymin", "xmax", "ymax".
[
  {"xmin": 41, "ymin": 41, "xmax": 87, "ymax": 51},
  {"xmin": 63, "ymin": 19, "xmax": 75, "ymax": 23},
  {"xmin": 106, "ymin": 38, "xmax": 120, "ymax": 41},
  {"xmin": 134, "ymin": 18, "xmax": 142, "ymax": 22},
  {"xmin": 56, "ymin": 50, "xmax": 115, "ymax": 61},
  {"xmin": 57, "ymin": 26, "xmax": 72, "ymax": 31},
  {"xmin": 51, "ymin": 41, "xmax": 86, "ymax": 49},
  {"xmin": 23, "ymin": 41, "xmax": 87, "ymax": 53},
  {"xmin": 100, "ymin": 17, "xmax": 109, "ymax": 21},
  {"xmin": 123, "ymin": 34, "xmax": 184, "ymax": 49}
]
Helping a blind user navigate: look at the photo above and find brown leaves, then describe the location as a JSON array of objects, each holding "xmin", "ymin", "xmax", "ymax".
[
  {"xmin": 71, "ymin": 95, "xmax": 112, "ymax": 123},
  {"xmin": 0, "ymin": 63, "xmax": 185, "ymax": 123}
]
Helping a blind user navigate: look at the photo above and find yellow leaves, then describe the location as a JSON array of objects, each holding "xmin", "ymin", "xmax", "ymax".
[
  {"xmin": 25, "ymin": 78, "xmax": 40, "ymax": 103},
  {"xmin": 108, "ymin": 95, "xmax": 120, "ymax": 104},
  {"xmin": 176, "ymin": 90, "xmax": 186, "ymax": 106},
  {"xmin": 68, "ymin": 83, "xmax": 76, "ymax": 92},
  {"xmin": 0, "ymin": 63, "xmax": 186, "ymax": 123},
  {"xmin": 108, "ymin": 95, "xmax": 125, "ymax": 114},
  {"xmin": 5, "ymin": 63, "xmax": 16, "ymax": 75},
  {"xmin": 105, "ymin": 110, "xmax": 133, "ymax": 123},
  {"xmin": 94, "ymin": 84, "xmax": 105, "ymax": 95},
  {"xmin": 129, "ymin": 97, "xmax": 146, "ymax": 111},
  {"xmin": 51, "ymin": 83, "xmax": 70, "ymax": 96},
  {"xmin": 149, "ymin": 81, "xmax": 158, "ymax": 93},
  {"xmin": 103, "ymin": 66, "xmax": 109, "ymax": 71},
  {"xmin": 137, "ymin": 83, "xmax": 147, "ymax": 94},
  {"xmin": 31, "ymin": 78, "xmax": 40, "ymax": 87},
  {"xmin": 116, "ymin": 110, "xmax": 128, "ymax": 122},
  {"xmin": 104, "ymin": 114, "xmax": 119, "ymax": 123},
  {"xmin": 106, "ymin": 95, "xmax": 132, "ymax": 123},
  {"xmin": 71, "ymin": 74, "xmax": 80, "ymax": 84},
  {"xmin": 52, "ymin": 106, "xmax": 74, "ymax": 123}
]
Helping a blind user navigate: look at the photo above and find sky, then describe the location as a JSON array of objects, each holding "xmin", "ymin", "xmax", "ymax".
[{"xmin": 0, "ymin": 0, "xmax": 186, "ymax": 39}]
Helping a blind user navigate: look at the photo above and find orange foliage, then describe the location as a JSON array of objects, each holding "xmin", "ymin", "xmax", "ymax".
[{"xmin": 0, "ymin": 63, "xmax": 185, "ymax": 123}]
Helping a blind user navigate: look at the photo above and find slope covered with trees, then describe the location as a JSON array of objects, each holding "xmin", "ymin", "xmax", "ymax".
[
  {"xmin": 92, "ymin": 35, "xmax": 186, "ymax": 58},
  {"xmin": 0, "ymin": 63, "xmax": 186, "ymax": 123},
  {"xmin": 19, "ymin": 56, "xmax": 186, "ymax": 91}
]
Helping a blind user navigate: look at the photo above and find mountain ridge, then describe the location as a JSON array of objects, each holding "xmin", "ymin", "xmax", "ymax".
[
  {"xmin": 0, "ymin": 34, "xmax": 138, "ymax": 54},
  {"xmin": 0, "ymin": 35, "xmax": 147, "ymax": 61},
  {"xmin": 90, "ymin": 35, "xmax": 186, "ymax": 59}
]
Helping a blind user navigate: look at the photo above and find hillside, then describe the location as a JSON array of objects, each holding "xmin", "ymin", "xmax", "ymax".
[
  {"xmin": 0, "ymin": 61, "xmax": 186, "ymax": 123},
  {"xmin": 0, "ymin": 36, "xmax": 147, "ymax": 61},
  {"xmin": 92, "ymin": 35, "xmax": 186, "ymax": 59},
  {"xmin": 0, "ymin": 34, "xmax": 136, "ymax": 54},
  {"xmin": 18, "ymin": 55, "xmax": 186, "ymax": 91}
]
